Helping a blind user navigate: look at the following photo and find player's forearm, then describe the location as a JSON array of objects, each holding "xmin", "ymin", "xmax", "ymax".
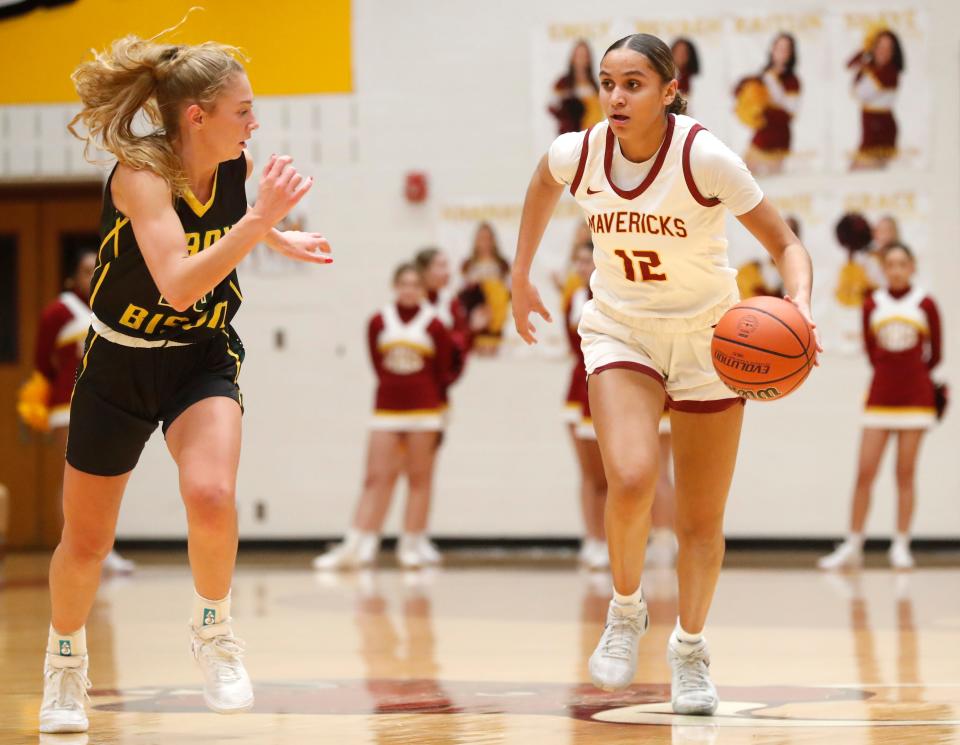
[
  {"xmin": 513, "ymin": 159, "xmax": 563, "ymax": 280},
  {"xmin": 164, "ymin": 212, "xmax": 271, "ymax": 310},
  {"xmin": 774, "ymin": 242, "xmax": 813, "ymax": 304}
]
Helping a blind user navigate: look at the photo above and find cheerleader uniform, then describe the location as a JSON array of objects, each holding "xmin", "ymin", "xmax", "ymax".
[
  {"xmin": 34, "ymin": 291, "xmax": 91, "ymax": 428},
  {"xmin": 750, "ymin": 70, "xmax": 800, "ymax": 160},
  {"xmin": 426, "ymin": 288, "xmax": 471, "ymax": 406},
  {"xmin": 849, "ymin": 55, "xmax": 899, "ymax": 162},
  {"xmin": 369, "ymin": 303, "xmax": 453, "ymax": 431},
  {"xmin": 862, "ymin": 286, "xmax": 942, "ymax": 429},
  {"xmin": 562, "ymin": 282, "xmax": 592, "ymax": 434}
]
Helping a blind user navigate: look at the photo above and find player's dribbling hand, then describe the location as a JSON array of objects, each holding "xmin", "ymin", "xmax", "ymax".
[
  {"xmin": 269, "ymin": 230, "xmax": 333, "ymax": 264},
  {"xmin": 252, "ymin": 154, "xmax": 313, "ymax": 225},
  {"xmin": 785, "ymin": 294, "xmax": 823, "ymax": 366},
  {"xmin": 511, "ymin": 276, "xmax": 552, "ymax": 345}
]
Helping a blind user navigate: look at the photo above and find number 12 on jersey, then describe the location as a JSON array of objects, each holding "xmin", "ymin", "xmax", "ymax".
[{"xmin": 614, "ymin": 249, "xmax": 666, "ymax": 282}]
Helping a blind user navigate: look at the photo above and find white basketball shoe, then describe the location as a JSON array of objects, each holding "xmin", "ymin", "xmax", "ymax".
[
  {"xmin": 588, "ymin": 598, "xmax": 649, "ymax": 690},
  {"xmin": 817, "ymin": 538, "xmax": 864, "ymax": 570},
  {"xmin": 312, "ymin": 531, "xmax": 379, "ymax": 570},
  {"xmin": 668, "ymin": 632, "xmax": 718, "ymax": 715},
  {"xmin": 190, "ymin": 622, "xmax": 254, "ymax": 713},
  {"xmin": 39, "ymin": 654, "xmax": 90, "ymax": 733}
]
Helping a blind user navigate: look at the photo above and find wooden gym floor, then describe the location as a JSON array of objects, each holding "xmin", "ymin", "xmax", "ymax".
[{"xmin": 1, "ymin": 549, "xmax": 959, "ymax": 744}]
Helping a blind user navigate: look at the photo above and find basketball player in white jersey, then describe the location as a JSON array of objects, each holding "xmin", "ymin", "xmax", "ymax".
[{"xmin": 512, "ymin": 34, "xmax": 819, "ymax": 715}]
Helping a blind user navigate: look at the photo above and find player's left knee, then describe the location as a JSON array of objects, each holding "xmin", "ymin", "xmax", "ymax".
[
  {"xmin": 183, "ymin": 479, "xmax": 236, "ymax": 525},
  {"xmin": 675, "ymin": 519, "xmax": 725, "ymax": 547}
]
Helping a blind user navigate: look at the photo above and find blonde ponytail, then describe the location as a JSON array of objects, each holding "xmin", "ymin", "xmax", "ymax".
[{"xmin": 69, "ymin": 32, "xmax": 245, "ymax": 198}]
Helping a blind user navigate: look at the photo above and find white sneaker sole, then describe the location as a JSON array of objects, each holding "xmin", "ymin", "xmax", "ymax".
[
  {"xmin": 672, "ymin": 698, "xmax": 719, "ymax": 716},
  {"xmin": 39, "ymin": 721, "xmax": 89, "ymax": 734},
  {"xmin": 203, "ymin": 693, "xmax": 254, "ymax": 714}
]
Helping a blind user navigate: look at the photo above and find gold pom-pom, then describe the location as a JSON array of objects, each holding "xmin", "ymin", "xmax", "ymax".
[
  {"xmin": 16, "ymin": 371, "xmax": 51, "ymax": 433},
  {"xmin": 735, "ymin": 78, "xmax": 769, "ymax": 130}
]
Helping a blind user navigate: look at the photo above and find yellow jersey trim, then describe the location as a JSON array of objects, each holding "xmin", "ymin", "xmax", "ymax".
[
  {"xmin": 97, "ymin": 217, "xmax": 129, "ymax": 264},
  {"xmin": 182, "ymin": 169, "xmax": 218, "ymax": 218},
  {"xmin": 374, "ymin": 408, "xmax": 446, "ymax": 417},
  {"xmin": 873, "ymin": 316, "xmax": 928, "ymax": 334},
  {"xmin": 89, "ymin": 262, "xmax": 110, "ymax": 305},
  {"xmin": 222, "ymin": 330, "xmax": 242, "ymax": 384},
  {"xmin": 864, "ymin": 406, "xmax": 936, "ymax": 416},
  {"xmin": 379, "ymin": 341, "xmax": 435, "ymax": 357},
  {"xmin": 229, "ymin": 281, "xmax": 244, "ymax": 302}
]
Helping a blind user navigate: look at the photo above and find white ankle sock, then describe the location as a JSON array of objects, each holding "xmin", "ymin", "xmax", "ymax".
[
  {"xmin": 613, "ymin": 585, "xmax": 643, "ymax": 606},
  {"xmin": 893, "ymin": 533, "xmax": 910, "ymax": 548},
  {"xmin": 675, "ymin": 619, "xmax": 704, "ymax": 645},
  {"xmin": 47, "ymin": 624, "xmax": 87, "ymax": 665},
  {"xmin": 847, "ymin": 532, "xmax": 865, "ymax": 548},
  {"xmin": 193, "ymin": 591, "xmax": 231, "ymax": 629}
]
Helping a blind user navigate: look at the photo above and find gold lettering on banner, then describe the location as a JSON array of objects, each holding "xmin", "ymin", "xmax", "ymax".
[
  {"xmin": 844, "ymin": 192, "xmax": 917, "ymax": 215},
  {"xmin": 844, "ymin": 10, "xmax": 918, "ymax": 34},
  {"xmin": 633, "ymin": 17, "xmax": 723, "ymax": 37},
  {"xmin": 770, "ymin": 194, "xmax": 814, "ymax": 218},
  {"xmin": 734, "ymin": 13, "xmax": 823, "ymax": 34},
  {"xmin": 441, "ymin": 201, "xmax": 582, "ymax": 222},
  {"xmin": 548, "ymin": 22, "xmax": 612, "ymax": 41}
]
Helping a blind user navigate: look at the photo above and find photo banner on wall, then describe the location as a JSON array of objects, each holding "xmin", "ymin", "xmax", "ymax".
[
  {"xmin": 628, "ymin": 15, "xmax": 729, "ymax": 137},
  {"xmin": 725, "ymin": 9, "xmax": 830, "ymax": 177},
  {"xmin": 437, "ymin": 199, "xmax": 587, "ymax": 358},
  {"xmin": 728, "ymin": 184, "xmax": 930, "ymax": 355},
  {"xmin": 828, "ymin": 7, "xmax": 930, "ymax": 172}
]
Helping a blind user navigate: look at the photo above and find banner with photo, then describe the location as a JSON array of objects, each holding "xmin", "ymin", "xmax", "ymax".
[
  {"xmin": 818, "ymin": 187, "xmax": 931, "ymax": 355},
  {"xmin": 827, "ymin": 7, "xmax": 930, "ymax": 172},
  {"xmin": 724, "ymin": 9, "xmax": 831, "ymax": 177},
  {"xmin": 530, "ymin": 18, "xmax": 631, "ymax": 151},
  {"xmin": 436, "ymin": 199, "xmax": 587, "ymax": 358},
  {"xmin": 627, "ymin": 14, "xmax": 730, "ymax": 138}
]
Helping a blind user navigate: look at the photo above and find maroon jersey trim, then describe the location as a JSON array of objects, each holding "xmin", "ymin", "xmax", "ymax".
[
  {"xmin": 682, "ymin": 124, "xmax": 721, "ymax": 208},
  {"xmin": 591, "ymin": 361, "xmax": 665, "ymax": 387},
  {"xmin": 569, "ymin": 125, "xmax": 595, "ymax": 197},
  {"xmin": 603, "ymin": 114, "xmax": 675, "ymax": 200}
]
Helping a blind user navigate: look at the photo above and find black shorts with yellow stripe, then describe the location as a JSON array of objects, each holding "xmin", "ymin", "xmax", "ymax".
[{"xmin": 66, "ymin": 327, "xmax": 244, "ymax": 477}]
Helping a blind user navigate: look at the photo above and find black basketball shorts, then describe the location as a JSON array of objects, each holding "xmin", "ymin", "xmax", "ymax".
[{"xmin": 66, "ymin": 327, "xmax": 245, "ymax": 476}]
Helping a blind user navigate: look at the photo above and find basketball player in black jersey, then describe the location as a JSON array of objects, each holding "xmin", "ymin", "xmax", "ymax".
[{"xmin": 39, "ymin": 33, "xmax": 331, "ymax": 733}]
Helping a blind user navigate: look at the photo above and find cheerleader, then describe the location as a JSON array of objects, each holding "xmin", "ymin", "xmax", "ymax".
[
  {"xmin": 848, "ymin": 29, "xmax": 904, "ymax": 170},
  {"xmin": 20, "ymin": 249, "xmax": 134, "ymax": 573},
  {"xmin": 549, "ymin": 39, "xmax": 603, "ymax": 135},
  {"xmin": 736, "ymin": 33, "xmax": 801, "ymax": 176},
  {"xmin": 671, "ymin": 38, "xmax": 700, "ymax": 109},
  {"xmin": 314, "ymin": 264, "xmax": 454, "ymax": 570},
  {"xmin": 416, "ymin": 247, "xmax": 473, "ymax": 384},
  {"xmin": 562, "ymin": 243, "xmax": 608, "ymax": 570},
  {"xmin": 459, "ymin": 222, "xmax": 511, "ymax": 355},
  {"xmin": 819, "ymin": 244, "xmax": 941, "ymax": 570}
]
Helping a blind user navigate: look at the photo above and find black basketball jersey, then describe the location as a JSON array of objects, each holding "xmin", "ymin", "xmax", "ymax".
[{"xmin": 89, "ymin": 153, "xmax": 248, "ymax": 342}]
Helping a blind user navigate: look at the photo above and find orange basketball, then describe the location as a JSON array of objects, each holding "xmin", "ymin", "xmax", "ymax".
[{"xmin": 711, "ymin": 296, "xmax": 814, "ymax": 401}]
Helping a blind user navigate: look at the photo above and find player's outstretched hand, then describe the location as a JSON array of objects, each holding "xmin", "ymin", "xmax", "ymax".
[
  {"xmin": 512, "ymin": 276, "xmax": 552, "ymax": 345},
  {"xmin": 785, "ymin": 294, "xmax": 822, "ymax": 366},
  {"xmin": 252, "ymin": 154, "xmax": 313, "ymax": 225},
  {"xmin": 270, "ymin": 230, "xmax": 332, "ymax": 265}
]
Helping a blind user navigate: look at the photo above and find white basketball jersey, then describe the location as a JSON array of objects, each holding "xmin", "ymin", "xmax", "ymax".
[
  {"xmin": 569, "ymin": 114, "xmax": 739, "ymax": 323},
  {"xmin": 378, "ymin": 304, "xmax": 436, "ymax": 375},
  {"xmin": 869, "ymin": 287, "xmax": 928, "ymax": 352}
]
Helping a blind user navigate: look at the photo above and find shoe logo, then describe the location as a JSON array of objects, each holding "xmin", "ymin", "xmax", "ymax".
[
  {"xmin": 586, "ymin": 187, "xmax": 602, "ymax": 195},
  {"xmin": 59, "ymin": 640, "xmax": 72, "ymax": 656},
  {"xmin": 203, "ymin": 608, "xmax": 217, "ymax": 626}
]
